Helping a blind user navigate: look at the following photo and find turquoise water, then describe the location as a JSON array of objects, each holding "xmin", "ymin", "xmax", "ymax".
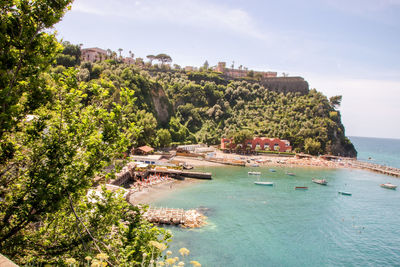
[
  {"xmin": 349, "ymin": 136, "xmax": 400, "ymax": 169},
  {"xmin": 154, "ymin": 166, "xmax": 400, "ymax": 266},
  {"xmin": 153, "ymin": 137, "xmax": 400, "ymax": 266}
]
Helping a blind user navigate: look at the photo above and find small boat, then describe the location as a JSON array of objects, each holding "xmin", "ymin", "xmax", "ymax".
[
  {"xmin": 295, "ymin": 186, "xmax": 308, "ymax": 190},
  {"xmin": 312, "ymin": 178, "xmax": 328, "ymax": 185},
  {"xmin": 269, "ymin": 169, "xmax": 276, "ymax": 172},
  {"xmin": 338, "ymin": 191, "xmax": 352, "ymax": 196},
  {"xmin": 251, "ymin": 163, "xmax": 260, "ymax": 167},
  {"xmin": 183, "ymin": 164, "xmax": 193, "ymax": 170},
  {"xmin": 380, "ymin": 183, "xmax": 397, "ymax": 190},
  {"xmin": 254, "ymin": 181, "xmax": 274, "ymax": 186},
  {"xmin": 248, "ymin": 171, "xmax": 261, "ymax": 175},
  {"xmin": 286, "ymin": 172, "xmax": 295, "ymax": 176}
]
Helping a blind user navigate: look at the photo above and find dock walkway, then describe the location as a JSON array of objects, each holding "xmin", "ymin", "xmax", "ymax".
[
  {"xmin": 148, "ymin": 169, "xmax": 212, "ymax": 179},
  {"xmin": 348, "ymin": 160, "xmax": 400, "ymax": 178}
]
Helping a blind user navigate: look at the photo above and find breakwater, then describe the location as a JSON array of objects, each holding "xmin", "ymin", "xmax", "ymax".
[{"xmin": 143, "ymin": 208, "xmax": 206, "ymax": 228}]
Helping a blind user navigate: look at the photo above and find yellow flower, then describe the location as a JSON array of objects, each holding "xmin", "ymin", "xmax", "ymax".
[
  {"xmin": 65, "ymin": 258, "xmax": 76, "ymax": 265},
  {"xmin": 96, "ymin": 253, "xmax": 109, "ymax": 261},
  {"xmin": 178, "ymin": 261, "xmax": 185, "ymax": 266},
  {"xmin": 85, "ymin": 256, "xmax": 93, "ymax": 261},
  {"xmin": 165, "ymin": 258, "xmax": 176, "ymax": 265},
  {"xmin": 166, "ymin": 250, "xmax": 173, "ymax": 256},
  {"xmin": 190, "ymin": 261, "xmax": 201, "ymax": 267},
  {"xmin": 179, "ymin": 247, "xmax": 190, "ymax": 257},
  {"xmin": 174, "ymin": 257, "xmax": 179, "ymax": 262},
  {"xmin": 157, "ymin": 261, "xmax": 165, "ymax": 266},
  {"xmin": 149, "ymin": 240, "xmax": 168, "ymax": 251}
]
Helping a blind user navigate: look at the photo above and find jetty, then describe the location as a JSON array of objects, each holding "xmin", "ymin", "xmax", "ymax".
[
  {"xmin": 143, "ymin": 208, "xmax": 206, "ymax": 228},
  {"xmin": 148, "ymin": 169, "xmax": 212, "ymax": 179},
  {"xmin": 348, "ymin": 161, "xmax": 400, "ymax": 178}
]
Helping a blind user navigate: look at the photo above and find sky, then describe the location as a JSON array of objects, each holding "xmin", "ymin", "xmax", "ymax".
[{"xmin": 55, "ymin": 0, "xmax": 400, "ymax": 139}]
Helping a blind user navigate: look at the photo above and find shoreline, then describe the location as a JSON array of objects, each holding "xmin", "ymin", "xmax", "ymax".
[
  {"xmin": 128, "ymin": 153, "xmax": 399, "ymax": 206},
  {"xmin": 128, "ymin": 178, "xmax": 205, "ymax": 205}
]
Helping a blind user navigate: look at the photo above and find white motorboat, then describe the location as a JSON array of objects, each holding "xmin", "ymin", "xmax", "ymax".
[
  {"xmin": 312, "ymin": 178, "xmax": 328, "ymax": 185},
  {"xmin": 248, "ymin": 171, "xmax": 261, "ymax": 175},
  {"xmin": 380, "ymin": 183, "xmax": 397, "ymax": 190}
]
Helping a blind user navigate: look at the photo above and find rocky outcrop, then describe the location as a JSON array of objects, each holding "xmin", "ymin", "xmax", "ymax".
[{"xmin": 150, "ymin": 85, "xmax": 171, "ymax": 125}]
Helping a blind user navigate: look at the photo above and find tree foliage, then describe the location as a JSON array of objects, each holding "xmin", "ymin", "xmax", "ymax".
[{"xmin": 0, "ymin": 2, "xmax": 171, "ymax": 265}]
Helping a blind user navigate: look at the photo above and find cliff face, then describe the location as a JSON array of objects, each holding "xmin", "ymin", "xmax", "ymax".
[
  {"xmin": 329, "ymin": 129, "xmax": 358, "ymax": 158},
  {"xmin": 149, "ymin": 84, "xmax": 171, "ymax": 126}
]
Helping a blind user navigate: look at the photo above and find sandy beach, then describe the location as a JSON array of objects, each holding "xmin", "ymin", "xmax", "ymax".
[
  {"xmin": 174, "ymin": 152, "xmax": 352, "ymax": 169},
  {"xmin": 128, "ymin": 178, "xmax": 205, "ymax": 205}
]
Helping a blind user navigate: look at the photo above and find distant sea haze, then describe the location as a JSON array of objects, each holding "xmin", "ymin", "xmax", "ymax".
[{"xmin": 349, "ymin": 136, "xmax": 400, "ymax": 169}]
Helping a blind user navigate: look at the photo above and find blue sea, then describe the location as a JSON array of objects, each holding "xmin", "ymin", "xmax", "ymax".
[
  {"xmin": 349, "ymin": 136, "xmax": 400, "ymax": 169},
  {"xmin": 154, "ymin": 137, "xmax": 400, "ymax": 266}
]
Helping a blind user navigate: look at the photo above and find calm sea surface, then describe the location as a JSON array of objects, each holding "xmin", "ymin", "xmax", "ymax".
[
  {"xmin": 154, "ymin": 137, "xmax": 400, "ymax": 266},
  {"xmin": 349, "ymin": 136, "xmax": 400, "ymax": 169}
]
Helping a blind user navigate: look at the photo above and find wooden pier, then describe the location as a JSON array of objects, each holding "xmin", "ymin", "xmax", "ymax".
[
  {"xmin": 143, "ymin": 208, "xmax": 206, "ymax": 228},
  {"xmin": 148, "ymin": 169, "xmax": 212, "ymax": 179},
  {"xmin": 347, "ymin": 161, "xmax": 400, "ymax": 178}
]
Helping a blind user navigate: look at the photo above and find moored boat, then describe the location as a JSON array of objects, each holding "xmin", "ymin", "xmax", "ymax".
[
  {"xmin": 286, "ymin": 172, "xmax": 295, "ymax": 176},
  {"xmin": 269, "ymin": 169, "xmax": 276, "ymax": 172},
  {"xmin": 248, "ymin": 171, "xmax": 261, "ymax": 175},
  {"xmin": 295, "ymin": 186, "xmax": 308, "ymax": 190},
  {"xmin": 312, "ymin": 178, "xmax": 328, "ymax": 185},
  {"xmin": 254, "ymin": 181, "xmax": 274, "ymax": 186},
  {"xmin": 338, "ymin": 191, "xmax": 352, "ymax": 196},
  {"xmin": 380, "ymin": 183, "xmax": 397, "ymax": 190},
  {"xmin": 251, "ymin": 163, "xmax": 260, "ymax": 167}
]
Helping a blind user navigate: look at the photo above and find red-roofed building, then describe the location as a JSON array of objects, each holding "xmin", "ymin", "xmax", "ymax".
[
  {"xmin": 221, "ymin": 137, "xmax": 292, "ymax": 152},
  {"xmin": 132, "ymin": 145, "xmax": 154, "ymax": 155}
]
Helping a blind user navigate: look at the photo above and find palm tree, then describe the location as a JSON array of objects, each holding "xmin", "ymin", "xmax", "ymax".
[{"xmin": 118, "ymin": 48, "xmax": 123, "ymax": 58}]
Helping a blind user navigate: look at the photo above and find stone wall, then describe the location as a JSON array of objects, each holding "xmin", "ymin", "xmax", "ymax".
[{"xmin": 260, "ymin": 77, "xmax": 309, "ymax": 94}]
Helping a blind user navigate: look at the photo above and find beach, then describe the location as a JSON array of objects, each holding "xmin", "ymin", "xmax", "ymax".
[
  {"xmin": 128, "ymin": 177, "xmax": 205, "ymax": 205},
  {"xmin": 174, "ymin": 152, "xmax": 352, "ymax": 169}
]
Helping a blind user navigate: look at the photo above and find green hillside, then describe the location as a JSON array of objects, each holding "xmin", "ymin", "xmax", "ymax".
[{"xmin": 57, "ymin": 52, "xmax": 356, "ymax": 157}]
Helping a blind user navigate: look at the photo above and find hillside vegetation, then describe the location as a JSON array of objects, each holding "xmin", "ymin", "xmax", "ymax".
[{"xmin": 57, "ymin": 51, "xmax": 356, "ymax": 157}]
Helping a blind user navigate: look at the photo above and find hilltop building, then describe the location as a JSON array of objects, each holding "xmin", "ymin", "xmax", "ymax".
[
  {"xmin": 81, "ymin": 47, "xmax": 108, "ymax": 62},
  {"xmin": 214, "ymin": 62, "xmax": 277, "ymax": 79},
  {"xmin": 221, "ymin": 137, "xmax": 292, "ymax": 152}
]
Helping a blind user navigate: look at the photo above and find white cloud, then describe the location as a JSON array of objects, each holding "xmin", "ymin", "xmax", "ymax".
[{"xmin": 72, "ymin": 0, "xmax": 266, "ymax": 40}]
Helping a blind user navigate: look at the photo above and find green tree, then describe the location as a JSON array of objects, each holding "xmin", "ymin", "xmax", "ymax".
[
  {"xmin": 0, "ymin": 0, "xmax": 72, "ymax": 140},
  {"xmin": 55, "ymin": 41, "xmax": 81, "ymax": 67},
  {"xmin": 156, "ymin": 129, "xmax": 172, "ymax": 148},
  {"xmin": 155, "ymin": 53, "xmax": 172, "ymax": 65},
  {"xmin": 203, "ymin": 60, "xmax": 209, "ymax": 70},
  {"xmin": 304, "ymin": 138, "xmax": 322, "ymax": 155},
  {"xmin": 135, "ymin": 110, "xmax": 158, "ymax": 146},
  {"xmin": 146, "ymin": 54, "xmax": 156, "ymax": 65},
  {"xmin": 232, "ymin": 129, "xmax": 253, "ymax": 145},
  {"xmin": 0, "ymin": 2, "xmax": 170, "ymax": 264},
  {"xmin": 329, "ymin": 95, "xmax": 342, "ymax": 109}
]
